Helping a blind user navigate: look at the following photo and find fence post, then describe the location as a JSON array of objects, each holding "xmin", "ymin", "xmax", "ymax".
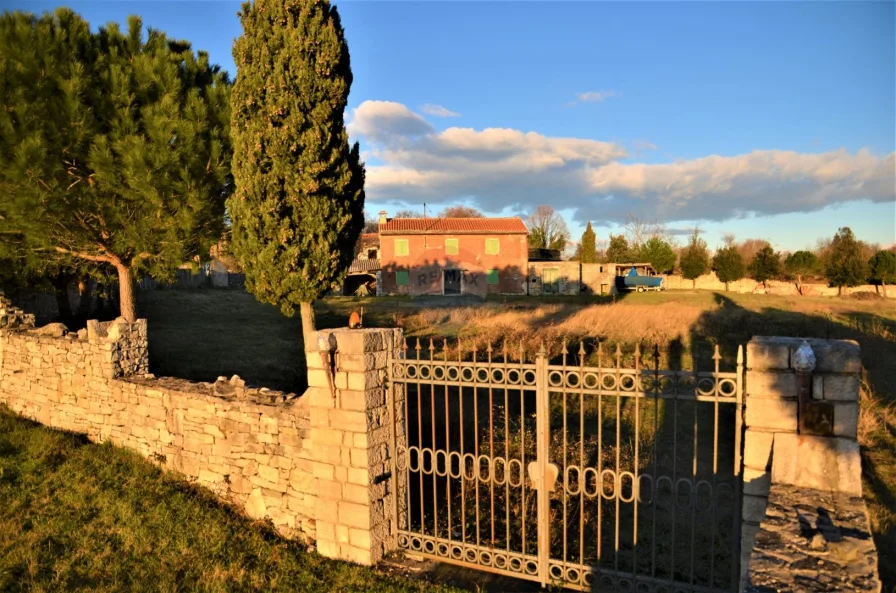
[{"xmin": 534, "ymin": 341, "xmax": 550, "ymax": 586}]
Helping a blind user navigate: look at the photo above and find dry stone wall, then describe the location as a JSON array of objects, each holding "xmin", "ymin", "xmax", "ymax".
[{"xmin": 0, "ymin": 318, "xmax": 317, "ymax": 542}]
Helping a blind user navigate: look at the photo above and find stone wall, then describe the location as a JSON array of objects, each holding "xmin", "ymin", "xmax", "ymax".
[
  {"xmin": 662, "ymin": 271, "xmax": 892, "ymax": 298},
  {"xmin": 0, "ymin": 318, "xmax": 403, "ymax": 566},
  {"xmin": 740, "ymin": 336, "xmax": 881, "ymax": 592}
]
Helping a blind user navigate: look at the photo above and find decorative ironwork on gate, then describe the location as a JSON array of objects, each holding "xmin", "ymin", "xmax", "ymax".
[{"xmin": 387, "ymin": 338, "xmax": 744, "ymax": 592}]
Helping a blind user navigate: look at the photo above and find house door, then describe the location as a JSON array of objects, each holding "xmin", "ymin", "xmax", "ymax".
[{"xmin": 443, "ymin": 269, "xmax": 462, "ymax": 295}]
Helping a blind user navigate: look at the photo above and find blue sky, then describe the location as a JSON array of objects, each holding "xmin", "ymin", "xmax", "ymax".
[{"xmin": 7, "ymin": 0, "xmax": 895, "ymax": 252}]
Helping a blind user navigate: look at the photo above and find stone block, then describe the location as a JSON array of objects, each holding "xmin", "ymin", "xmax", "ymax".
[
  {"xmin": 771, "ymin": 433, "xmax": 861, "ymax": 495},
  {"xmin": 823, "ymin": 374, "xmax": 860, "ymax": 401},
  {"xmin": 347, "ymin": 370, "xmax": 383, "ymax": 392},
  {"xmin": 744, "ymin": 398, "xmax": 797, "ymax": 432},
  {"xmin": 814, "ymin": 341, "xmax": 861, "ymax": 373},
  {"xmin": 339, "ymin": 501, "xmax": 371, "ymax": 529},
  {"xmin": 746, "ymin": 370, "xmax": 798, "ymax": 398},
  {"xmin": 316, "ymin": 538, "xmax": 339, "ymax": 558},
  {"xmin": 742, "ymin": 493, "xmax": 768, "ymax": 524},
  {"xmin": 833, "ymin": 403, "xmax": 858, "ymax": 439},
  {"xmin": 747, "ymin": 339, "xmax": 790, "ymax": 371},
  {"xmin": 307, "ymin": 369, "xmax": 333, "ymax": 389},
  {"xmin": 245, "ymin": 488, "xmax": 268, "ymax": 520},
  {"xmin": 812, "ymin": 374, "xmax": 824, "ymax": 400},
  {"xmin": 339, "ymin": 544, "xmax": 374, "ymax": 566},
  {"xmin": 336, "ymin": 525, "xmax": 350, "ymax": 544},
  {"xmin": 338, "ymin": 352, "xmax": 388, "ymax": 373},
  {"xmin": 331, "ymin": 329, "xmax": 390, "ymax": 354},
  {"xmin": 743, "ymin": 430, "xmax": 774, "ymax": 470},
  {"xmin": 743, "ymin": 468, "xmax": 770, "ymax": 497},
  {"xmin": 329, "ymin": 409, "xmax": 368, "ymax": 432}
]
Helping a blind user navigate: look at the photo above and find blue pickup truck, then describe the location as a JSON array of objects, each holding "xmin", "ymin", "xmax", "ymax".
[{"xmin": 623, "ymin": 265, "xmax": 665, "ymax": 292}]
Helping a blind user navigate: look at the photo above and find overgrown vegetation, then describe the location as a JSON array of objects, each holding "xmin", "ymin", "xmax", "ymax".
[{"xmin": 0, "ymin": 406, "xmax": 461, "ymax": 592}]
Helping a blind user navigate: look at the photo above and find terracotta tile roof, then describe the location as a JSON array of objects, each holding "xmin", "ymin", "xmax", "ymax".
[{"xmin": 379, "ymin": 217, "xmax": 527, "ymax": 235}]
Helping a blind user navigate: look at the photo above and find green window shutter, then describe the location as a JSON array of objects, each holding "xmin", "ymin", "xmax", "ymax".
[
  {"xmin": 485, "ymin": 238, "xmax": 500, "ymax": 254},
  {"xmin": 395, "ymin": 239, "xmax": 409, "ymax": 256},
  {"xmin": 445, "ymin": 238, "xmax": 459, "ymax": 255},
  {"xmin": 487, "ymin": 269, "xmax": 499, "ymax": 285},
  {"xmin": 396, "ymin": 270, "xmax": 409, "ymax": 286}
]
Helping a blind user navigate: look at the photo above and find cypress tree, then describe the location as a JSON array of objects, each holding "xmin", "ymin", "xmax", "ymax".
[
  {"xmin": 0, "ymin": 10, "xmax": 232, "ymax": 322},
  {"xmin": 229, "ymin": 0, "xmax": 365, "ymax": 348},
  {"xmin": 580, "ymin": 222, "xmax": 597, "ymax": 263}
]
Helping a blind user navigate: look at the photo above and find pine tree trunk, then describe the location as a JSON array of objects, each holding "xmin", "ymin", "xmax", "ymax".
[
  {"xmin": 692, "ymin": 279, "xmax": 696, "ymax": 289},
  {"xmin": 884, "ymin": 281, "xmax": 888, "ymax": 298},
  {"xmin": 796, "ymin": 276, "xmax": 802, "ymax": 296},
  {"xmin": 116, "ymin": 264, "xmax": 137, "ymax": 322},
  {"xmin": 77, "ymin": 276, "xmax": 92, "ymax": 322},
  {"xmin": 725, "ymin": 281, "xmax": 729, "ymax": 291},
  {"xmin": 838, "ymin": 285, "xmax": 843, "ymax": 297},
  {"xmin": 300, "ymin": 301, "xmax": 317, "ymax": 352}
]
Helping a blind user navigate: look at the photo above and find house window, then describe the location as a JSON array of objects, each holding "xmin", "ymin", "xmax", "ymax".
[
  {"xmin": 395, "ymin": 239, "xmax": 409, "ymax": 257},
  {"xmin": 485, "ymin": 238, "xmax": 500, "ymax": 255},
  {"xmin": 487, "ymin": 269, "xmax": 499, "ymax": 285},
  {"xmin": 445, "ymin": 238, "xmax": 459, "ymax": 255},
  {"xmin": 396, "ymin": 270, "xmax": 409, "ymax": 286},
  {"xmin": 367, "ymin": 249, "xmax": 377, "ymax": 259}
]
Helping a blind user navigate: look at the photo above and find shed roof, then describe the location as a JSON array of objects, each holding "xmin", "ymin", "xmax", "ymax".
[{"xmin": 379, "ymin": 217, "xmax": 527, "ymax": 235}]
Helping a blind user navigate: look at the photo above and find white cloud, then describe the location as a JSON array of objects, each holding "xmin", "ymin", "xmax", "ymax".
[
  {"xmin": 349, "ymin": 100, "xmax": 896, "ymax": 224},
  {"xmin": 568, "ymin": 91, "xmax": 618, "ymax": 106},
  {"xmin": 346, "ymin": 100, "xmax": 433, "ymax": 143},
  {"xmin": 420, "ymin": 103, "xmax": 461, "ymax": 118}
]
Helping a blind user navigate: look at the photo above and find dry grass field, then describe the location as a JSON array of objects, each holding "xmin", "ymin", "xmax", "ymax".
[{"xmin": 136, "ymin": 288, "xmax": 896, "ymax": 589}]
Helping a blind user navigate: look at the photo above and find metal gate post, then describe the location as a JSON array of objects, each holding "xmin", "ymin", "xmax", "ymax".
[{"xmin": 535, "ymin": 342, "xmax": 550, "ymax": 587}]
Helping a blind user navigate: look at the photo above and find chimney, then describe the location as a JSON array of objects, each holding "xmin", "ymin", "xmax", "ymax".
[{"xmin": 378, "ymin": 210, "xmax": 387, "ymax": 225}]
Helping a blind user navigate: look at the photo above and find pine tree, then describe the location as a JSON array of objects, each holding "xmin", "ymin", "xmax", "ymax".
[
  {"xmin": 0, "ymin": 10, "xmax": 232, "ymax": 322},
  {"xmin": 638, "ymin": 237, "xmax": 676, "ymax": 274},
  {"xmin": 606, "ymin": 234, "xmax": 633, "ymax": 263},
  {"xmin": 229, "ymin": 0, "xmax": 365, "ymax": 348},
  {"xmin": 784, "ymin": 250, "xmax": 819, "ymax": 295},
  {"xmin": 824, "ymin": 227, "xmax": 867, "ymax": 296},
  {"xmin": 750, "ymin": 245, "xmax": 782, "ymax": 289},
  {"xmin": 580, "ymin": 222, "xmax": 597, "ymax": 263},
  {"xmin": 713, "ymin": 245, "xmax": 745, "ymax": 291},
  {"xmin": 679, "ymin": 229, "xmax": 710, "ymax": 289},
  {"xmin": 868, "ymin": 250, "xmax": 896, "ymax": 297}
]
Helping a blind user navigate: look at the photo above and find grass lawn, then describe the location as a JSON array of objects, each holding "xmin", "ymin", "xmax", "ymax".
[
  {"xmin": 0, "ymin": 407, "xmax": 462, "ymax": 593},
  {"xmin": 136, "ymin": 288, "xmax": 896, "ymax": 590}
]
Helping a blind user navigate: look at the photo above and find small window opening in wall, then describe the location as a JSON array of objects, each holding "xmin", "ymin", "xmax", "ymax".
[
  {"xmin": 367, "ymin": 249, "xmax": 377, "ymax": 259},
  {"xmin": 445, "ymin": 238, "xmax": 459, "ymax": 255},
  {"xmin": 485, "ymin": 238, "xmax": 500, "ymax": 255},
  {"xmin": 395, "ymin": 239, "xmax": 409, "ymax": 256},
  {"xmin": 396, "ymin": 270, "xmax": 409, "ymax": 285}
]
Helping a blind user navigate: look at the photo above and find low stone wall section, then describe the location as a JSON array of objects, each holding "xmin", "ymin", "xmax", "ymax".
[{"xmin": 0, "ymin": 319, "xmax": 317, "ymax": 542}]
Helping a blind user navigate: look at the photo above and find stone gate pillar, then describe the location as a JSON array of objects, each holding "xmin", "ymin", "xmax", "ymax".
[
  {"xmin": 740, "ymin": 336, "xmax": 865, "ymax": 591},
  {"xmin": 303, "ymin": 327, "xmax": 402, "ymax": 565}
]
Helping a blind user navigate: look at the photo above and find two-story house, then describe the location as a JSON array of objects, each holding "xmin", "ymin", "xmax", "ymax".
[{"xmin": 378, "ymin": 212, "xmax": 528, "ymax": 296}]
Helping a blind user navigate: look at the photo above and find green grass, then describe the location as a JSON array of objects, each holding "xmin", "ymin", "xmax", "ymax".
[{"xmin": 0, "ymin": 406, "xmax": 462, "ymax": 593}]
